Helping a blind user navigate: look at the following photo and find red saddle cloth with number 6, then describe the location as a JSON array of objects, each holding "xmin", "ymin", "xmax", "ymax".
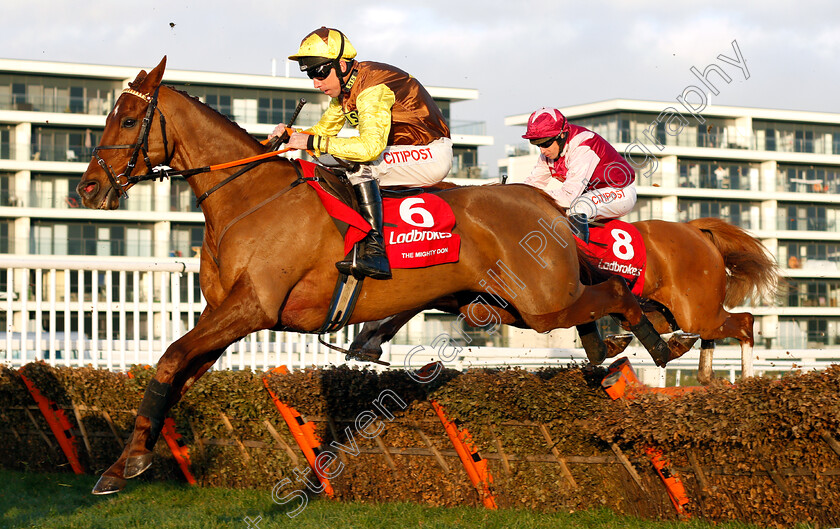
[
  {"xmin": 301, "ymin": 161, "xmax": 460, "ymax": 269},
  {"xmin": 583, "ymin": 219, "xmax": 647, "ymax": 296}
]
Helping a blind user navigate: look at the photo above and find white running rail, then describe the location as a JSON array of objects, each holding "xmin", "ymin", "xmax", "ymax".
[{"xmin": 1, "ymin": 256, "xmax": 838, "ymax": 387}]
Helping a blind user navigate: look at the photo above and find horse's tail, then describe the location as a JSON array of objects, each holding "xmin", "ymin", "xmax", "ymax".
[{"xmin": 688, "ymin": 217, "xmax": 780, "ymax": 306}]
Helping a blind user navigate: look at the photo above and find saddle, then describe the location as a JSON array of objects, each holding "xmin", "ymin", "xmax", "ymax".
[{"xmin": 313, "ymin": 164, "xmax": 446, "ymax": 210}]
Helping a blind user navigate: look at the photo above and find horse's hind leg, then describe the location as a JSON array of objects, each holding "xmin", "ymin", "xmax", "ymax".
[
  {"xmin": 691, "ymin": 312, "xmax": 755, "ymax": 384},
  {"xmin": 348, "ymin": 308, "xmax": 423, "ymax": 361},
  {"xmin": 698, "ymin": 339, "xmax": 715, "ymax": 385}
]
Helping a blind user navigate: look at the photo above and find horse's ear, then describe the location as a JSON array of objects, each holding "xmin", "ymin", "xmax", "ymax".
[
  {"xmin": 136, "ymin": 56, "xmax": 167, "ymax": 92},
  {"xmin": 130, "ymin": 70, "xmax": 149, "ymax": 89}
]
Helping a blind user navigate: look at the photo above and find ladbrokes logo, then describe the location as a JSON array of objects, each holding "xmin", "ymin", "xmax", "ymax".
[
  {"xmin": 598, "ymin": 259, "xmax": 641, "ymax": 276},
  {"xmin": 389, "ymin": 229, "xmax": 452, "ymax": 245}
]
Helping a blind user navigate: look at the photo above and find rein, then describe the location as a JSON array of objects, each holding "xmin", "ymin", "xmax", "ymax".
[
  {"xmin": 95, "ymin": 85, "xmax": 300, "ymax": 206},
  {"xmin": 108, "ymin": 89, "xmax": 306, "ymax": 207}
]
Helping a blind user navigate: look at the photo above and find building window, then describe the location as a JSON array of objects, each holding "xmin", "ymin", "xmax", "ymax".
[
  {"xmin": 625, "ymin": 198, "xmax": 660, "ymax": 222},
  {"xmin": 0, "ymin": 221, "xmax": 11, "ymax": 253},
  {"xmin": 780, "ymin": 241, "xmax": 840, "ymax": 270},
  {"xmin": 779, "ymin": 165, "xmax": 840, "ymax": 194},
  {"xmin": 619, "ymin": 118, "xmax": 631, "ymax": 143},
  {"xmin": 785, "ymin": 279, "xmax": 840, "ymax": 308},
  {"xmin": 679, "ymin": 161, "xmax": 754, "ymax": 190},
  {"xmin": 170, "ymin": 180, "xmax": 199, "ymax": 212},
  {"xmin": 779, "ymin": 318, "xmax": 840, "ymax": 348},
  {"xmin": 31, "ymin": 127, "xmax": 102, "ymax": 162},
  {"xmin": 258, "ymin": 97, "xmax": 297, "ymax": 125},
  {"xmin": 764, "ymin": 128, "xmax": 776, "ymax": 151},
  {"xmin": 30, "ymin": 175, "xmax": 82, "ymax": 209},
  {"xmin": 170, "ymin": 224, "xmax": 204, "ymax": 257},
  {"xmin": 656, "ymin": 121, "xmax": 667, "ymax": 146},
  {"xmin": 69, "ymin": 86, "xmax": 85, "ymax": 113},
  {"xmin": 206, "ymin": 94, "xmax": 233, "ymax": 120},
  {"xmin": 778, "ymin": 204, "xmax": 840, "ymax": 232},
  {"xmin": 450, "ymin": 147, "xmax": 480, "ymax": 178},
  {"xmin": 31, "ymin": 222, "xmax": 152, "ymax": 256},
  {"xmin": 679, "ymin": 199, "xmax": 754, "ymax": 230},
  {"xmin": 11, "ymin": 83, "xmax": 26, "ymax": 108},
  {"xmin": 0, "ymin": 127, "xmax": 11, "ymax": 159},
  {"xmin": 0, "ymin": 74, "xmax": 118, "ymax": 114},
  {"xmin": 794, "ymin": 130, "xmax": 814, "ymax": 153}
]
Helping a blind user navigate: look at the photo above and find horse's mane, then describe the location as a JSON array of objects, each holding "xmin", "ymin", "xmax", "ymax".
[
  {"xmin": 528, "ymin": 186, "xmax": 569, "ymax": 214},
  {"xmin": 163, "ymin": 85, "xmax": 265, "ymax": 149}
]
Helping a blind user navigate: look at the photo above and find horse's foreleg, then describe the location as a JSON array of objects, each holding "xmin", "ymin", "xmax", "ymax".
[
  {"xmin": 91, "ymin": 348, "xmax": 225, "ymax": 495},
  {"xmin": 524, "ymin": 276, "xmax": 669, "ymax": 365},
  {"xmin": 94, "ymin": 279, "xmax": 271, "ymax": 494}
]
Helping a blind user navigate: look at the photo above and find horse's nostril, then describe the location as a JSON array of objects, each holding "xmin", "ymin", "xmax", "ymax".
[{"xmin": 84, "ymin": 183, "xmax": 97, "ymax": 195}]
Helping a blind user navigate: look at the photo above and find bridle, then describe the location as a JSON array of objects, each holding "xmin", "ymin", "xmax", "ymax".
[
  {"xmin": 92, "ymin": 85, "xmax": 173, "ymax": 199},
  {"xmin": 91, "ymin": 88, "xmax": 309, "ymax": 208}
]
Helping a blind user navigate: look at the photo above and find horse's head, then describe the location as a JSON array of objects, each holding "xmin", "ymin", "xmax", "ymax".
[{"xmin": 77, "ymin": 56, "xmax": 171, "ymax": 210}]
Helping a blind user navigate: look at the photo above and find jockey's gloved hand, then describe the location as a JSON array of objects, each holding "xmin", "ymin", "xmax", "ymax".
[{"xmin": 269, "ymin": 124, "xmax": 292, "ymax": 145}]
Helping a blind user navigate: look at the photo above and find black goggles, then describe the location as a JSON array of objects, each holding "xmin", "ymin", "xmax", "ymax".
[
  {"xmin": 530, "ymin": 136, "xmax": 557, "ymax": 149},
  {"xmin": 305, "ymin": 61, "xmax": 334, "ymax": 81}
]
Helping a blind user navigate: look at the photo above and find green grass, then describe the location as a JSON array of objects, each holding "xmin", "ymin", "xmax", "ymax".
[{"xmin": 0, "ymin": 469, "xmax": 771, "ymax": 529}]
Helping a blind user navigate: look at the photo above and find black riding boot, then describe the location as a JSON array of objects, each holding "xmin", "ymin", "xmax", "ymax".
[
  {"xmin": 336, "ymin": 180, "xmax": 392, "ymax": 280},
  {"xmin": 569, "ymin": 213, "xmax": 590, "ymax": 244}
]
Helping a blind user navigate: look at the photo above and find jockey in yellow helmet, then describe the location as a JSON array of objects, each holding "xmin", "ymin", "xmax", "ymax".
[{"xmin": 273, "ymin": 27, "xmax": 452, "ymax": 280}]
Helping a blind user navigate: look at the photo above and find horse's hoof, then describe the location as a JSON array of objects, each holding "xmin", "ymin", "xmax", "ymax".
[
  {"xmin": 604, "ymin": 333, "xmax": 634, "ymax": 357},
  {"xmin": 92, "ymin": 474, "xmax": 127, "ymax": 495},
  {"xmin": 667, "ymin": 332, "xmax": 700, "ymax": 360},
  {"xmin": 345, "ymin": 349, "xmax": 390, "ymax": 366},
  {"xmin": 578, "ymin": 326, "xmax": 607, "ymax": 366},
  {"xmin": 124, "ymin": 453, "xmax": 154, "ymax": 479},
  {"xmin": 650, "ymin": 340, "xmax": 671, "ymax": 367}
]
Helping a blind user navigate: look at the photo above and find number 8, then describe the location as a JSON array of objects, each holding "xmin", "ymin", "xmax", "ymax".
[{"xmin": 611, "ymin": 228, "xmax": 634, "ymax": 260}]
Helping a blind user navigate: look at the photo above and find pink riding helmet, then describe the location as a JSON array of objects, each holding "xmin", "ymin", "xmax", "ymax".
[{"xmin": 522, "ymin": 107, "xmax": 568, "ymax": 140}]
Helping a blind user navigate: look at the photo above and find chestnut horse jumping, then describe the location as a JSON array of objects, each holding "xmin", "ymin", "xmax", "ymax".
[
  {"xmin": 76, "ymin": 58, "xmax": 668, "ymax": 494},
  {"xmin": 351, "ymin": 217, "xmax": 780, "ymax": 384}
]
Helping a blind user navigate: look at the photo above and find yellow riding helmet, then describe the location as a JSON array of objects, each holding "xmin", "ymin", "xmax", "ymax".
[{"xmin": 288, "ymin": 27, "xmax": 357, "ymax": 62}]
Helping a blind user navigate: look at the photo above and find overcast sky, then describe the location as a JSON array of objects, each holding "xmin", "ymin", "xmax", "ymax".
[{"xmin": 4, "ymin": 0, "xmax": 839, "ymax": 175}]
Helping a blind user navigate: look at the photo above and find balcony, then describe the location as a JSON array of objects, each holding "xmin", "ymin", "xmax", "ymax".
[
  {"xmin": 0, "ymin": 94, "xmax": 114, "ymax": 116},
  {"xmin": 30, "ymin": 145, "xmax": 93, "ymax": 163},
  {"xmin": 450, "ymin": 120, "xmax": 486, "ymax": 136},
  {"xmin": 778, "ymin": 216, "xmax": 839, "ymax": 232}
]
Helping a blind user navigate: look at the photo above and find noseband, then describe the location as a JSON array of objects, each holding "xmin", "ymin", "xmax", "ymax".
[{"xmin": 92, "ymin": 85, "xmax": 172, "ymax": 199}]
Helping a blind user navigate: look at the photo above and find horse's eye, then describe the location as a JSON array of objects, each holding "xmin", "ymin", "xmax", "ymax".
[{"xmin": 122, "ymin": 117, "xmax": 137, "ymax": 128}]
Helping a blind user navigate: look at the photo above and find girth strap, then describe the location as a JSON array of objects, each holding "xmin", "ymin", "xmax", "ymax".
[{"xmin": 214, "ymin": 161, "xmax": 317, "ymax": 254}]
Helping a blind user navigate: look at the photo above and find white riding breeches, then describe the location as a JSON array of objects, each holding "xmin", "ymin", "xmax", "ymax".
[
  {"xmin": 346, "ymin": 137, "xmax": 453, "ymax": 186},
  {"xmin": 569, "ymin": 182, "xmax": 637, "ymax": 220}
]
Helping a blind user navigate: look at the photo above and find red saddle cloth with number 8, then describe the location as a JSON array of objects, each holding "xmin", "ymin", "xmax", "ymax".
[{"xmin": 583, "ymin": 219, "xmax": 647, "ymax": 296}]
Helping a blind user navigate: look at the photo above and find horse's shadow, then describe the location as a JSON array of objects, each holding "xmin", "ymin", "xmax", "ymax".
[{"xmin": 318, "ymin": 364, "xmax": 459, "ymax": 447}]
